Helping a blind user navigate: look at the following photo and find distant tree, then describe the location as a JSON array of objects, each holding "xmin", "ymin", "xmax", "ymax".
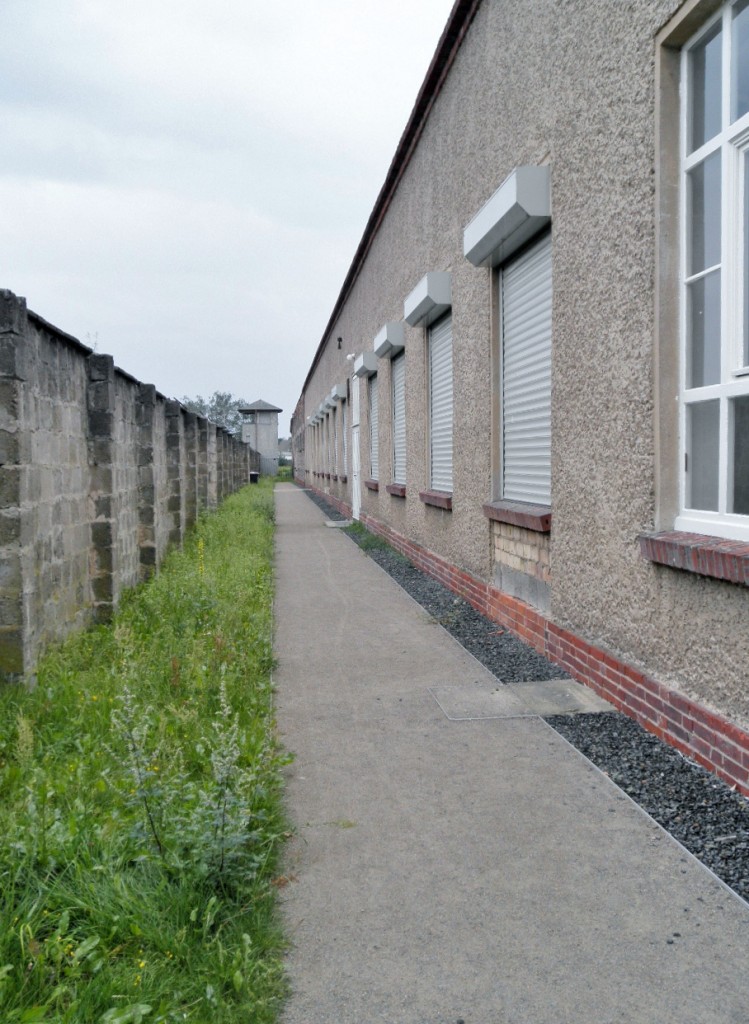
[{"xmin": 180, "ymin": 391, "xmax": 250, "ymax": 435}]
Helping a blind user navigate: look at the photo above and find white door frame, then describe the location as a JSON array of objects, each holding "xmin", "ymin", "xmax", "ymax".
[{"xmin": 351, "ymin": 375, "xmax": 361, "ymax": 520}]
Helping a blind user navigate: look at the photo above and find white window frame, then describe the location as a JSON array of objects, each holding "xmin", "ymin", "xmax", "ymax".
[
  {"xmin": 332, "ymin": 406, "xmax": 339, "ymax": 476},
  {"xmin": 341, "ymin": 398, "xmax": 348, "ymax": 477},
  {"xmin": 677, "ymin": 0, "xmax": 749, "ymax": 540},
  {"xmin": 369, "ymin": 373, "xmax": 379, "ymax": 480}
]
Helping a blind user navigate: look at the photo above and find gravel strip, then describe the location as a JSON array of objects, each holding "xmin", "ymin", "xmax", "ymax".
[
  {"xmin": 303, "ymin": 490, "xmax": 749, "ymax": 902},
  {"xmin": 305, "ymin": 490, "xmax": 349, "ymax": 521},
  {"xmin": 548, "ymin": 713, "xmax": 749, "ymax": 901}
]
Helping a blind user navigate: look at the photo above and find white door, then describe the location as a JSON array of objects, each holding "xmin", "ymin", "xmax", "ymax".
[{"xmin": 351, "ymin": 375, "xmax": 361, "ymax": 520}]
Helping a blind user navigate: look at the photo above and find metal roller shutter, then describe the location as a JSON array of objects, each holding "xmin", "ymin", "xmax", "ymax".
[
  {"xmin": 429, "ymin": 314, "xmax": 453, "ymax": 492},
  {"xmin": 333, "ymin": 407, "xmax": 338, "ymax": 475},
  {"xmin": 341, "ymin": 400, "xmax": 348, "ymax": 477},
  {"xmin": 392, "ymin": 354, "xmax": 407, "ymax": 485},
  {"xmin": 502, "ymin": 233, "xmax": 552, "ymax": 505},
  {"xmin": 369, "ymin": 374, "xmax": 379, "ymax": 479}
]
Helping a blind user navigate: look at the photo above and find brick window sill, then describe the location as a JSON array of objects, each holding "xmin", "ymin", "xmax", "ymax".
[
  {"xmin": 364, "ymin": 479, "xmax": 379, "ymax": 492},
  {"xmin": 419, "ymin": 489, "xmax": 453, "ymax": 511},
  {"xmin": 386, "ymin": 483, "xmax": 406, "ymax": 498},
  {"xmin": 639, "ymin": 531, "xmax": 749, "ymax": 587},
  {"xmin": 483, "ymin": 500, "xmax": 551, "ymax": 533}
]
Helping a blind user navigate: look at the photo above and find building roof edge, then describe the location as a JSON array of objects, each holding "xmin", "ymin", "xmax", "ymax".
[{"xmin": 298, "ymin": 0, "xmax": 484, "ymax": 400}]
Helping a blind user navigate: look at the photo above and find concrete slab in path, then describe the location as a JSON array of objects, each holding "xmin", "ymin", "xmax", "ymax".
[{"xmin": 273, "ymin": 484, "xmax": 749, "ymax": 1024}]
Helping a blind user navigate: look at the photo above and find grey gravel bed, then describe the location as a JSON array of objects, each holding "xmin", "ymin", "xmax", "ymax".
[
  {"xmin": 304, "ymin": 488, "xmax": 749, "ymax": 901},
  {"xmin": 365, "ymin": 549, "xmax": 567, "ymax": 682}
]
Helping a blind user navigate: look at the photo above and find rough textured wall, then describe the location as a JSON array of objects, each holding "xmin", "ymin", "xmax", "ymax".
[
  {"xmin": 112, "ymin": 372, "xmax": 141, "ymax": 600},
  {"xmin": 300, "ymin": 0, "xmax": 749, "ymax": 729},
  {"xmin": 291, "ymin": 396, "xmax": 305, "ymax": 481},
  {"xmin": 0, "ymin": 289, "xmax": 254, "ymax": 681},
  {"xmin": 12, "ymin": 310, "xmax": 91, "ymax": 670},
  {"xmin": 152, "ymin": 398, "xmax": 172, "ymax": 567},
  {"xmin": 546, "ymin": 0, "xmax": 749, "ymax": 728}
]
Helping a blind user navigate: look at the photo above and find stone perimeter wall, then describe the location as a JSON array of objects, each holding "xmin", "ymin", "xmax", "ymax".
[{"xmin": 0, "ymin": 289, "xmax": 259, "ymax": 681}]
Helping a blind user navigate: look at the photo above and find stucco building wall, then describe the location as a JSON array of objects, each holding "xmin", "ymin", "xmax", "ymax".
[{"xmin": 297, "ymin": 0, "xmax": 749, "ymax": 787}]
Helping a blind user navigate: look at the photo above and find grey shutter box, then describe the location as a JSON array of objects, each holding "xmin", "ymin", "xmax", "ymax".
[
  {"xmin": 369, "ymin": 374, "xmax": 379, "ymax": 479},
  {"xmin": 392, "ymin": 354, "xmax": 407, "ymax": 485},
  {"xmin": 429, "ymin": 314, "xmax": 453, "ymax": 491},
  {"xmin": 502, "ymin": 232, "xmax": 552, "ymax": 505}
]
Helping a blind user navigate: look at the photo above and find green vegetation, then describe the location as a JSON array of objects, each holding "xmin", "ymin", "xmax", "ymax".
[
  {"xmin": 0, "ymin": 482, "xmax": 288, "ymax": 1023},
  {"xmin": 343, "ymin": 521, "xmax": 389, "ymax": 552},
  {"xmin": 179, "ymin": 392, "xmax": 250, "ymax": 435},
  {"xmin": 343, "ymin": 521, "xmax": 408, "ymax": 560}
]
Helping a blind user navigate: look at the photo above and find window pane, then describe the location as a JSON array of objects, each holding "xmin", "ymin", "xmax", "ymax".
[
  {"xmin": 733, "ymin": 0, "xmax": 749, "ymax": 122},
  {"xmin": 688, "ymin": 152, "xmax": 721, "ymax": 274},
  {"xmin": 687, "ymin": 269, "xmax": 722, "ymax": 387},
  {"xmin": 687, "ymin": 400, "xmax": 720, "ymax": 510},
  {"xmin": 689, "ymin": 21, "xmax": 722, "ymax": 152},
  {"xmin": 731, "ymin": 395, "xmax": 749, "ymax": 513}
]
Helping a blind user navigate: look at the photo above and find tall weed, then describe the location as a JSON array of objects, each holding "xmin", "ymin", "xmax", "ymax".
[{"xmin": 0, "ymin": 481, "xmax": 288, "ymax": 1023}]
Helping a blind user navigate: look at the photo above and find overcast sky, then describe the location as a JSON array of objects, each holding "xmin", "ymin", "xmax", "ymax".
[{"xmin": 0, "ymin": 0, "xmax": 455, "ymax": 433}]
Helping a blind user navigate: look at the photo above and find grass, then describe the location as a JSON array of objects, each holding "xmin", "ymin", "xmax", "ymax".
[
  {"xmin": 343, "ymin": 521, "xmax": 410, "ymax": 562},
  {"xmin": 342, "ymin": 521, "xmax": 391, "ymax": 553},
  {"xmin": 0, "ymin": 481, "xmax": 289, "ymax": 1024}
]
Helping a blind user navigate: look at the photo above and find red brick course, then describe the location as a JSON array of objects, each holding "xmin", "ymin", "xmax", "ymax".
[{"xmin": 304, "ymin": 484, "xmax": 749, "ymax": 796}]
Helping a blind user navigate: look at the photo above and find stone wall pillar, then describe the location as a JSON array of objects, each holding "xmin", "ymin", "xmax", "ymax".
[
  {"xmin": 87, "ymin": 354, "xmax": 116, "ymax": 623},
  {"xmin": 136, "ymin": 384, "xmax": 158, "ymax": 581},
  {"xmin": 165, "ymin": 400, "xmax": 184, "ymax": 548},
  {"xmin": 183, "ymin": 411, "xmax": 198, "ymax": 529},
  {"xmin": 217, "ymin": 430, "xmax": 225, "ymax": 503},
  {"xmin": 197, "ymin": 415, "xmax": 209, "ymax": 512},
  {"xmin": 222, "ymin": 432, "xmax": 229, "ymax": 500},
  {"xmin": 207, "ymin": 422, "xmax": 217, "ymax": 509},
  {"xmin": 0, "ymin": 291, "xmax": 28, "ymax": 679}
]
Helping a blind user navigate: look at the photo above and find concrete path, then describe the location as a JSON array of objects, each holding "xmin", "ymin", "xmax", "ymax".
[{"xmin": 273, "ymin": 484, "xmax": 749, "ymax": 1024}]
